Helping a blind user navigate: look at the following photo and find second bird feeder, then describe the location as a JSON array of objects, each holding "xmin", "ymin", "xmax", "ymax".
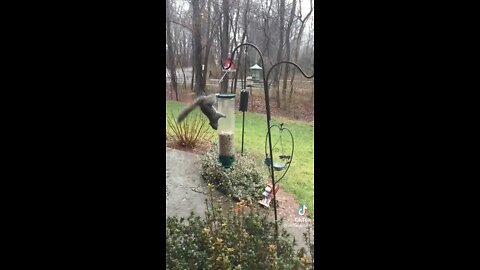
[{"xmin": 217, "ymin": 93, "xmax": 236, "ymax": 168}]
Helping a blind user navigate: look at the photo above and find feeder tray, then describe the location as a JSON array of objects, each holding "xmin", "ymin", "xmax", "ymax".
[{"xmin": 264, "ymin": 158, "xmax": 286, "ymax": 171}]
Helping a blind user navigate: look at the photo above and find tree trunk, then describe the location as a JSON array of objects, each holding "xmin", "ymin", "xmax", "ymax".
[
  {"xmin": 192, "ymin": 0, "xmax": 204, "ymax": 96},
  {"xmin": 179, "ymin": 56, "xmax": 187, "ymax": 93},
  {"xmin": 173, "ymin": 27, "xmax": 182, "ymax": 101},
  {"xmin": 191, "ymin": 38, "xmax": 195, "ymax": 92},
  {"xmin": 282, "ymin": 0, "xmax": 296, "ymax": 110},
  {"xmin": 274, "ymin": 0, "xmax": 285, "ymax": 108},
  {"xmin": 201, "ymin": 0, "xmax": 211, "ymax": 91},
  {"xmin": 288, "ymin": 71, "xmax": 296, "ymax": 112},
  {"xmin": 166, "ymin": 0, "xmax": 178, "ymax": 100},
  {"xmin": 230, "ymin": 4, "xmax": 240, "ymax": 93},
  {"xmin": 220, "ymin": 0, "xmax": 230, "ymax": 93},
  {"xmin": 238, "ymin": 0, "xmax": 250, "ymax": 72},
  {"xmin": 231, "ymin": 2, "xmax": 240, "ymax": 51},
  {"xmin": 167, "ymin": 70, "xmax": 173, "ymax": 100},
  {"xmin": 179, "ymin": 31, "xmax": 187, "ymax": 92},
  {"xmin": 261, "ymin": 0, "xmax": 274, "ymax": 65},
  {"xmin": 238, "ymin": 0, "xmax": 252, "ymax": 90}
]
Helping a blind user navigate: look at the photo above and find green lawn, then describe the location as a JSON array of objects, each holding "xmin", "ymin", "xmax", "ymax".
[{"xmin": 166, "ymin": 101, "xmax": 314, "ymax": 217}]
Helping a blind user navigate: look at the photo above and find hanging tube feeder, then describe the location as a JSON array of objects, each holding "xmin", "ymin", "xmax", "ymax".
[{"xmin": 217, "ymin": 93, "xmax": 236, "ymax": 168}]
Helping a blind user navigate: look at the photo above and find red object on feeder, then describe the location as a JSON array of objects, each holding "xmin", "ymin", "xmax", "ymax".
[{"xmin": 223, "ymin": 52, "xmax": 232, "ymax": 69}]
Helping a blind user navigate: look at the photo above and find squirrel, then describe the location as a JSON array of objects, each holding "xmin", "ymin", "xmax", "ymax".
[{"xmin": 176, "ymin": 94, "xmax": 226, "ymax": 130}]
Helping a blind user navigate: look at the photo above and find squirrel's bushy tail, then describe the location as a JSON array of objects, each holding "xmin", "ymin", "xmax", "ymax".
[{"xmin": 177, "ymin": 98, "xmax": 202, "ymax": 123}]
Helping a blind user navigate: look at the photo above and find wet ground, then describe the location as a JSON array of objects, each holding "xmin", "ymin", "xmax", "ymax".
[
  {"xmin": 166, "ymin": 147, "xmax": 313, "ymax": 251},
  {"xmin": 166, "ymin": 147, "xmax": 236, "ymax": 219}
]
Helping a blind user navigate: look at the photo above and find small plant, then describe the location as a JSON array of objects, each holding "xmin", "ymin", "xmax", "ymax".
[
  {"xmin": 166, "ymin": 110, "xmax": 214, "ymax": 149},
  {"xmin": 166, "ymin": 185, "xmax": 313, "ymax": 269},
  {"xmin": 201, "ymin": 143, "xmax": 265, "ymax": 201}
]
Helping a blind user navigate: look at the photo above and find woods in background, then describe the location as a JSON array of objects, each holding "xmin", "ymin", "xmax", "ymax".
[{"xmin": 166, "ymin": 0, "xmax": 314, "ymax": 110}]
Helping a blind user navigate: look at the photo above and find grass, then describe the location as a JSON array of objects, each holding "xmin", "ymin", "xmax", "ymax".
[{"xmin": 166, "ymin": 100, "xmax": 314, "ymax": 218}]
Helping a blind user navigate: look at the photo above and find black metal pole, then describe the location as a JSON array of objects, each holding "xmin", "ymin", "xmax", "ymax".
[
  {"xmin": 243, "ymin": 47, "xmax": 247, "ymax": 89},
  {"xmin": 228, "ymin": 44, "xmax": 317, "ymax": 239},
  {"xmin": 241, "ymin": 47, "xmax": 248, "ymax": 155},
  {"xmin": 263, "ymin": 73, "xmax": 278, "ymax": 239},
  {"xmin": 227, "ymin": 43, "xmax": 278, "ymax": 238},
  {"xmin": 241, "ymin": 110, "xmax": 245, "ymax": 155},
  {"xmin": 264, "ymin": 60, "xmax": 314, "ymax": 233}
]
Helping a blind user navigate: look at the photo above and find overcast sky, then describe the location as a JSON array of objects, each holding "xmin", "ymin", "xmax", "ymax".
[{"xmin": 298, "ymin": 0, "xmax": 313, "ymax": 18}]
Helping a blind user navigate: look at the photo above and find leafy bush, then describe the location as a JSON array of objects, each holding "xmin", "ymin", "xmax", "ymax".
[
  {"xmin": 166, "ymin": 110, "xmax": 214, "ymax": 148},
  {"xmin": 201, "ymin": 143, "xmax": 265, "ymax": 201},
  {"xmin": 166, "ymin": 185, "xmax": 313, "ymax": 269}
]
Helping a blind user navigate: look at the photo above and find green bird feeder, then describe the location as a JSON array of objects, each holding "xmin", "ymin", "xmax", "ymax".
[{"xmin": 250, "ymin": 64, "xmax": 263, "ymax": 83}]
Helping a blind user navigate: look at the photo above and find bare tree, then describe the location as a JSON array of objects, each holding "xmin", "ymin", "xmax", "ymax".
[
  {"xmin": 239, "ymin": 0, "xmax": 250, "ymax": 49},
  {"xmin": 273, "ymin": 0, "xmax": 285, "ymax": 108},
  {"xmin": 220, "ymin": 0, "xmax": 230, "ymax": 93},
  {"xmin": 201, "ymin": 0, "xmax": 212, "ymax": 91},
  {"xmin": 177, "ymin": 31, "xmax": 188, "ymax": 93},
  {"xmin": 192, "ymin": 0, "xmax": 204, "ymax": 96},
  {"xmin": 237, "ymin": 0, "xmax": 251, "ymax": 88},
  {"xmin": 191, "ymin": 37, "xmax": 195, "ymax": 92},
  {"xmin": 281, "ymin": 0, "xmax": 296, "ymax": 109},
  {"xmin": 166, "ymin": 0, "xmax": 178, "ymax": 100},
  {"xmin": 289, "ymin": 0, "xmax": 313, "ymax": 109},
  {"xmin": 230, "ymin": 1, "xmax": 241, "ymax": 50},
  {"xmin": 201, "ymin": 0, "xmax": 222, "ymax": 92},
  {"xmin": 261, "ymin": 0, "xmax": 274, "ymax": 65},
  {"xmin": 165, "ymin": 0, "xmax": 313, "ymax": 106}
]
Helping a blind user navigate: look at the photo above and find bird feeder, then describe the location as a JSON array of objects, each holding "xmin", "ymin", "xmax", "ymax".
[
  {"xmin": 250, "ymin": 64, "xmax": 263, "ymax": 83},
  {"xmin": 217, "ymin": 93, "xmax": 236, "ymax": 168}
]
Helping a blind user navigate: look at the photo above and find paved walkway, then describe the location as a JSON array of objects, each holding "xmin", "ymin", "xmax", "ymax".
[
  {"xmin": 166, "ymin": 147, "xmax": 235, "ymax": 219},
  {"xmin": 166, "ymin": 147, "xmax": 313, "ymax": 251}
]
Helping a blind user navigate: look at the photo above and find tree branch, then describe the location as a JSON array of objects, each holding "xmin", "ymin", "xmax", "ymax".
[{"xmin": 168, "ymin": 20, "xmax": 193, "ymax": 32}]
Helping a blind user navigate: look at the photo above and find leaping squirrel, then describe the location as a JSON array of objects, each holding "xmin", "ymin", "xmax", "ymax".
[{"xmin": 177, "ymin": 94, "xmax": 226, "ymax": 130}]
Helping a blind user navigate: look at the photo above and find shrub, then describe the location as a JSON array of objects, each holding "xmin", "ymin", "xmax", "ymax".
[
  {"xmin": 201, "ymin": 143, "xmax": 265, "ymax": 201},
  {"xmin": 166, "ymin": 110, "xmax": 214, "ymax": 149},
  {"xmin": 166, "ymin": 185, "xmax": 313, "ymax": 269}
]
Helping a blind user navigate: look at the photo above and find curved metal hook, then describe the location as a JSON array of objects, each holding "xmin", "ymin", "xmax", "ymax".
[{"xmin": 266, "ymin": 60, "xmax": 314, "ymax": 84}]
